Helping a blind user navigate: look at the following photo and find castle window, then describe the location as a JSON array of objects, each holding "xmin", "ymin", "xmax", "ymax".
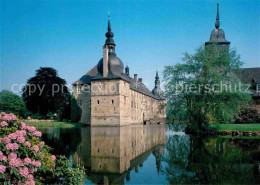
[
  {"xmin": 97, "ymin": 100, "xmax": 99, "ymax": 104},
  {"xmin": 78, "ymin": 99, "xmax": 82, "ymax": 106},
  {"xmin": 112, "ymin": 100, "xmax": 114, "ymax": 104},
  {"xmin": 257, "ymin": 84, "xmax": 260, "ymax": 92}
]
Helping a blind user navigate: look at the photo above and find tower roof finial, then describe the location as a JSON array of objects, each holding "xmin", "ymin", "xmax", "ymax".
[
  {"xmin": 105, "ymin": 12, "xmax": 115, "ymax": 46},
  {"xmin": 215, "ymin": 3, "xmax": 220, "ymax": 29}
]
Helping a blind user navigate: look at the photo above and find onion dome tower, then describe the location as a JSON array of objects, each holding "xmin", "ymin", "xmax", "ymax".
[
  {"xmin": 152, "ymin": 70, "xmax": 163, "ymax": 98},
  {"xmin": 97, "ymin": 15, "xmax": 124, "ymax": 77},
  {"xmin": 205, "ymin": 3, "xmax": 230, "ymax": 49}
]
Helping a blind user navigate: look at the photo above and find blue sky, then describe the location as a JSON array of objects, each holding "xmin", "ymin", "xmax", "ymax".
[{"xmin": 1, "ymin": 0, "xmax": 260, "ymax": 93}]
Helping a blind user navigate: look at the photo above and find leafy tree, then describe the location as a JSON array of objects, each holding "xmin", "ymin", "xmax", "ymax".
[
  {"xmin": 70, "ymin": 95, "xmax": 81, "ymax": 123},
  {"xmin": 22, "ymin": 67, "xmax": 70, "ymax": 117},
  {"xmin": 0, "ymin": 90, "xmax": 27, "ymax": 117},
  {"xmin": 163, "ymin": 45, "xmax": 251, "ymax": 132}
]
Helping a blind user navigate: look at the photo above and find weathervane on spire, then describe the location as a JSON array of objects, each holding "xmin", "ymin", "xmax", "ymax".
[{"xmin": 108, "ymin": 10, "xmax": 110, "ymax": 20}]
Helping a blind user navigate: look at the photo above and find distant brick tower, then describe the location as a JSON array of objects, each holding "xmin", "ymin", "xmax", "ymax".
[{"xmin": 205, "ymin": 3, "xmax": 230, "ymax": 50}]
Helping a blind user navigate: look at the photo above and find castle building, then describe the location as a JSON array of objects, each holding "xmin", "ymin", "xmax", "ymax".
[{"xmin": 73, "ymin": 18, "xmax": 166, "ymax": 126}]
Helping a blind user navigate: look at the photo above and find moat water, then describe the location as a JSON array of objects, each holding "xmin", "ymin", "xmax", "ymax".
[{"xmin": 39, "ymin": 124, "xmax": 260, "ymax": 184}]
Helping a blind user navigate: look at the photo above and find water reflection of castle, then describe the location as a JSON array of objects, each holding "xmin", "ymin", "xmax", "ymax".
[{"xmin": 72, "ymin": 125, "xmax": 166, "ymax": 184}]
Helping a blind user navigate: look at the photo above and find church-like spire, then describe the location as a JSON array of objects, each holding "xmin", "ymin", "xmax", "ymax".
[
  {"xmin": 205, "ymin": 3, "xmax": 230, "ymax": 47},
  {"xmin": 105, "ymin": 12, "xmax": 116, "ymax": 47},
  {"xmin": 152, "ymin": 70, "xmax": 163, "ymax": 98},
  {"xmin": 155, "ymin": 70, "xmax": 159, "ymax": 87},
  {"xmin": 215, "ymin": 3, "xmax": 220, "ymax": 29}
]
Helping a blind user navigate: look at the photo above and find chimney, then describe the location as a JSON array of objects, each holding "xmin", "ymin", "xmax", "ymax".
[
  {"xmin": 138, "ymin": 78, "xmax": 143, "ymax": 83},
  {"xmin": 134, "ymin": 74, "xmax": 137, "ymax": 82},
  {"xmin": 103, "ymin": 46, "xmax": 108, "ymax": 77}
]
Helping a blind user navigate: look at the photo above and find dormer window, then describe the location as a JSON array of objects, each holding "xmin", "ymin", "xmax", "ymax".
[{"xmin": 257, "ymin": 84, "xmax": 260, "ymax": 92}]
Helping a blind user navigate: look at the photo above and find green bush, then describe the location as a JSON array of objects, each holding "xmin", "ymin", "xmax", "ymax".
[
  {"xmin": 0, "ymin": 90, "xmax": 27, "ymax": 118},
  {"xmin": 31, "ymin": 113, "xmax": 44, "ymax": 120},
  {"xmin": 47, "ymin": 112, "xmax": 54, "ymax": 119},
  {"xmin": 70, "ymin": 96, "xmax": 81, "ymax": 123}
]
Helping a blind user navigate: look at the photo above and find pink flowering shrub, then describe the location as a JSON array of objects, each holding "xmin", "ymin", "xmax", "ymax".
[{"xmin": 0, "ymin": 112, "xmax": 85, "ymax": 185}]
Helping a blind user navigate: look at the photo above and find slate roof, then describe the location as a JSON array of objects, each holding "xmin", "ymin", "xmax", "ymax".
[
  {"xmin": 72, "ymin": 65, "xmax": 98, "ymax": 85},
  {"xmin": 93, "ymin": 71, "xmax": 163, "ymax": 100},
  {"xmin": 236, "ymin": 67, "xmax": 260, "ymax": 97},
  {"xmin": 235, "ymin": 67, "xmax": 260, "ymax": 84},
  {"xmin": 73, "ymin": 65, "xmax": 163, "ymax": 100}
]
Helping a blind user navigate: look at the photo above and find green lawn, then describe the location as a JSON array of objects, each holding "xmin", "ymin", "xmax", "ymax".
[
  {"xmin": 25, "ymin": 121, "xmax": 85, "ymax": 128},
  {"xmin": 208, "ymin": 124, "xmax": 260, "ymax": 132}
]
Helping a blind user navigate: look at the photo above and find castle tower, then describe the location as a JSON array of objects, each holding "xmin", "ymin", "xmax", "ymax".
[
  {"xmin": 91, "ymin": 17, "xmax": 129, "ymax": 126},
  {"xmin": 205, "ymin": 3, "xmax": 230, "ymax": 50},
  {"xmin": 152, "ymin": 70, "xmax": 163, "ymax": 98}
]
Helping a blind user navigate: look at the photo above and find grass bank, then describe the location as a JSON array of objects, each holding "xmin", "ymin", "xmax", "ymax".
[
  {"xmin": 25, "ymin": 121, "xmax": 85, "ymax": 128},
  {"xmin": 207, "ymin": 124, "xmax": 260, "ymax": 132}
]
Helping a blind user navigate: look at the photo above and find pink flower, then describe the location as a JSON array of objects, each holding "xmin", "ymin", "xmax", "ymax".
[
  {"xmin": 2, "ymin": 113, "xmax": 17, "ymax": 121},
  {"xmin": 51, "ymin": 155, "xmax": 56, "ymax": 161},
  {"xmin": 6, "ymin": 143, "xmax": 13, "ymax": 150},
  {"xmin": 27, "ymin": 174, "xmax": 34, "ymax": 181},
  {"xmin": 32, "ymin": 131, "xmax": 42, "ymax": 137},
  {"xmin": 9, "ymin": 158, "xmax": 23, "ymax": 168},
  {"xmin": 26, "ymin": 126, "xmax": 36, "ymax": 133},
  {"xmin": 17, "ymin": 136, "xmax": 25, "ymax": 143},
  {"xmin": 0, "ymin": 151, "xmax": 7, "ymax": 161},
  {"xmin": 24, "ymin": 158, "xmax": 32, "ymax": 165},
  {"xmin": 32, "ymin": 145, "xmax": 39, "ymax": 152},
  {"xmin": 20, "ymin": 122, "xmax": 27, "ymax": 129},
  {"xmin": 8, "ymin": 133, "xmax": 18, "ymax": 140},
  {"xmin": 32, "ymin": 160, "xmax": 41, "ymax": 167},
  {"xmin": 19, "ymin": 167, "xmax": 29, "ymax": 177},
  {"xmin": 3, "ymin": 137, "xmax": 11, "ymax": 143},
  {"xmin": 0, "ymin": 165, "xmax": 6, "ymax": 174},
  {"xmin": 0, "ymin": 155, "xmax": 7, "ymax": 162},
  {"xmin": 24, "ymin": 180, "xmax": 35, "ymax": 185},
  {"xmin": 12, "ymin": 143, "xmax": 19, "ymax": 150},
  {"xmin": 16, "ymin": 130, "xmax": 26, "ymax": 137},
  {"xmin": 6, "ymin": 143, "xmax": 19, "ymax": 150},
  {"xmin": 25, "ymin": 141, "xmax": 31, "ymax": 147},
  {"xmin": 0, "ymin": 121, "xmax": 8, "ymax": 127},
  {"xmin": 8, "ymin": 152, "xmax": 17, "ymax": 160}
]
